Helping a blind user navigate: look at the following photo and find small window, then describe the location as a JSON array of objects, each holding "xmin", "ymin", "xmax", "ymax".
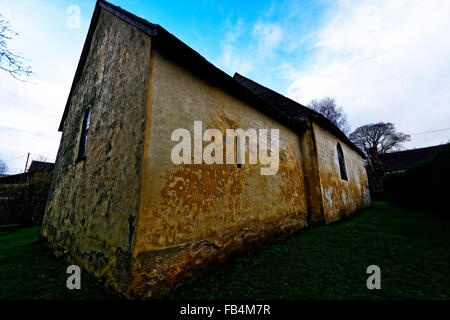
[
  {"xmin": 337, "ymin": 143, "xmax": 347, "ymax": 181},
  {"xmin": 77, "ymin": 107, "xmax": 91, "ymax": 161}
]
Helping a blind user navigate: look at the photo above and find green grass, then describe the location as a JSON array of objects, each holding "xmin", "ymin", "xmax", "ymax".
[
  {"xmin": 175, "ymin": 202, "xmax": 450, "ymax": 300},
  {"xmin": 0, "ymin": 227, "xmax": 114, "ymax": 300},
  {"xmin": 1, "ymin": 202, "xmax": 449, "ymax": 300}
]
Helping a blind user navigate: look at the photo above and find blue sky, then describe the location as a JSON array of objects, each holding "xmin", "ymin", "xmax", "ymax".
[{"xmin": 1, "ymin": 0, "xmax": 449, "ymax": 173}]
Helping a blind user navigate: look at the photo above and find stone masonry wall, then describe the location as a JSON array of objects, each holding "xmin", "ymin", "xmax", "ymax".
[{"xmin": 41, "ymin": 10, "xmax": 151, "ymax": 296}]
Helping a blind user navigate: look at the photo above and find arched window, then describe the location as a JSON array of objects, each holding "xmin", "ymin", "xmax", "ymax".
[
  {"xmin": 337, "ymin": 143, "xmax": 347, "ymax": 181},
  {"xmin": 77, "ymin": 107, "xmax": 91, "ymax": 161}
]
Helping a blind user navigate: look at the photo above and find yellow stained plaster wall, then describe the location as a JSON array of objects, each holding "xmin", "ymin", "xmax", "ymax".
[
  {"xmin": 131, "ymin": 48, "xmax": 309, "ymax": 297},
  {"xmin": 312, "ymin": 123, "xmax": 371, "ymax": 224}
]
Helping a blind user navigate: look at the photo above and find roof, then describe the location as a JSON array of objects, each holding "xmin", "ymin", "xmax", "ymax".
[
  {"xmin": 59, "ymin": 0, "xmax": 365, "ymax": 158},
  {"xmin": 233, "ymin": 73, "xmax": 314, "ymax": 120},
  {"xmin": 28, "ymin": 161, "xmax": 55, "ymax": 172},
  {"xmin": 233, "ymin": 73, "xmax": 365, "ymax": 157},
  {"xmin": 378, "ymin": 144, "xmax": 447, "ymax": 172}
]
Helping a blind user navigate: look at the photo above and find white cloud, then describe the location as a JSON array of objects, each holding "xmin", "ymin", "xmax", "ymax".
[
  {"xmin": 225, "ymin": 18, "xmax": 244, "ymax": 42},
  {"xmin": 286, "ymin": 0, "xmax": 450, "ymax": 148},
  {"xmin": 220, "ymin": 43, "xmax": 254, "ymax": 75},
  {"xmin": 252, "ymin": 22, "xmax": 282, "ymax": 55},
  {"xmin": 217, "ymin": 18, "xmax": 254, "ymax": 74},
  {"xmin": 217, "ymin": 19, "xmax": 284, "ymax": 75}
]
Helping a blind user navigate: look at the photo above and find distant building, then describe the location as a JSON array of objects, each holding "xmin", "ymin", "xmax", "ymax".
[
  {"xmin": 28, "ymin": 161, "xmax": 55, "ymax": 173},
  {"xmin": 0, "ymin": 161, "xmax": 54, "ymax": 185},
  {"xmin": 0, "ymin": 160, "xmax": 54, "ymax": 227}
]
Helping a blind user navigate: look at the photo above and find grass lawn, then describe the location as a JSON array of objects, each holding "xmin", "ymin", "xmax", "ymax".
[{"xmin": 0, "ymin": 202, "xmax": 449, "ymax": 300}]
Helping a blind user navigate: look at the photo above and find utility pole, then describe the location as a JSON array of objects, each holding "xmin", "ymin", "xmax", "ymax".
[{"xmin": 24, "ymin": 152, "xmax": 30, "ymax": 173}]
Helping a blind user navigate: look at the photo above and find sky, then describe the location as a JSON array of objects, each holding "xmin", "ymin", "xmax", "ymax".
[{"xmin": 0, "ymin": 0, "xmax": 449, "ymax": 174}]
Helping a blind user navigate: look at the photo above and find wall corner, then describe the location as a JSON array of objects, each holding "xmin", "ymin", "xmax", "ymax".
[{"xmin": 298, "ymin": 120, "xmax": 325, "ymax": 226}]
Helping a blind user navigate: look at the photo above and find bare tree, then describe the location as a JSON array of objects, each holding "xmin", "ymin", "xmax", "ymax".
[
  {"xmin": 0, "ymin": 14, "xmax": 32, "ymax": 80},
  {"xmin": 0, "ymin": 159, "xmax": 8, "ymax": 175},
  {"xmin": 349, "ymin": 122, "xmax": 410, "ymax": 160},
  {"xmin": 350, "ymin": 122, "xmax": 410, "ymax": 197},
  {"xmin": 308, "ymin": 97, "xmax": 350, "ymax": 134}
]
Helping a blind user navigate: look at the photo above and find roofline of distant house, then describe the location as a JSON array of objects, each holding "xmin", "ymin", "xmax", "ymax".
[{"xmin": 58, "ymin": 0, "xmax": 365, "ymax": 158}]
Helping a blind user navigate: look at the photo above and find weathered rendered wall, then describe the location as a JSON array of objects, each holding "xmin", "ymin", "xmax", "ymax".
[
  {"xmin": 41, "ymin": 10, "xmax": 151, "ymax": 296},
  {"xmin": 131, "ymin": 48, "xmax": 309, "ymax": 297},
  {"xmin": 312, "ymin": 123, "xmax": 371, "ymax": 223}
]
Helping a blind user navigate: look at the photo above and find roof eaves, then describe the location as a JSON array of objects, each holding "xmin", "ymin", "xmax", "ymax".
[{"xmin": 98, "ymin": 0, "xmax": 158, "ymax": 37}]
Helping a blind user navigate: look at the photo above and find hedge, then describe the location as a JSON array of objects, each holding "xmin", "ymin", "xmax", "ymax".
[
  {"xmin": 0, "ymin": 182, "xmax": 51, "ymax": 226},
  {"xmin": 383, "ymin": 144, "xmax": 450, "ymax": 214}
]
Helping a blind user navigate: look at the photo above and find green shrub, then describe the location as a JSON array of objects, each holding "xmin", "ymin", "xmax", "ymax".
[{"xmin": 382, "ymin": 144, "xmax": 450, "ymax": 214}]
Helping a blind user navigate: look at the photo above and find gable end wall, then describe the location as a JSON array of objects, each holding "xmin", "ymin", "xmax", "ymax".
[{"xmin": 41, "ymin": 9, "xmax": 152, "ymax": 296}]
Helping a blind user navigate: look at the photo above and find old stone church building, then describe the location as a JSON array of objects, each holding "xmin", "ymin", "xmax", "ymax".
[{"xmin": 41, "ymin": 0, "xmax": 370, "ymax": 298}]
